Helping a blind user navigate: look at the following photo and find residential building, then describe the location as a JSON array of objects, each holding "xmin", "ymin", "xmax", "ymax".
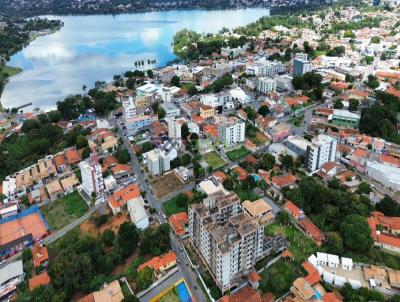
[
  {"xmin": 305, "ymin": 134, "xmax": 337, "ymax": 173},
  {"xmin": 331, "ymin": 110, "xmax": 360, "ymax": 129},
  {"xmin": 107, "ymin": 183, "xmax": 141, "ymax": 216},
  {"xmin": 229, "ymin": 87, "xmax": 251, "ymax": 104},
  {"xmin": 286, "ymin": 135, "xmax": 313, "ymax": 157},
  {"xmin": 0, "ymin": 261, "xmax": 24, "ymax": 300},
  {"xmin": 169, "ymin": 212, "xmax": 189, "ymax": 238},
  {"xmin": 293, "ymin": 58, "xmax": 312, "ymax": 77},
  {"xmin": 29, "ymin": 272, "xmax": 50, "ymax": 291},
  {"xmin": 160, "ymin": 102, "xmax": 180, "ymax": 117},
  {"xmin": 125, "ymin": 114, "xmax": 158, "ymax": 135},
  {"xmin": 79, "ymin": 158, "xmax": 104, "ymax": 196},
  {"xmin": 189, "ymin": 192, "xmax": 268, "ymax": 292},
  {"xmin": 32, "ymin": 244, "xmax": 49, "ymax": 268},
  {"xmin": 270, "ymin": 123, "xmax": 291, "ymax": 142},
  {"xmin": 146, "ymin": 141, "xmax": 178, "ymax": 176},
  {"xmin": 127, "ymin": 197, "xmax": 149, "ymax": 230},
  {"xmin": 218, "ymin": 116, "xmax": 245, "ymax": 147},
  {"xmin": 257, "ymin": 77, "xmax": 277, "ymax": 94},
  {"xmin": 242, "ymin": 199, "xmax": 274, "ymax": 224},
  {"xmin": 199, "ymin": 104, "xmax": 215, "ymax": 121},
  {"xmin": 138, "ymin": 252, "xmax": 177, "ymax": 277},
  {"xmin": 246, "ymin": 60, "xmax": 285, "ymax": 77},
  {"xmin": 121, "ymin": 96, "xmax": 136, "ymax": 119},
  {"xmin": 200, "ymin": 92, "xmax": 231, "ymax": 109},
  {"xmin": 45, "ymin": 180, "xmax": 63, "ymax": 201},
  {"xmin": 78, "ymin": 280, "xmax": 124, "ymax": 302}
]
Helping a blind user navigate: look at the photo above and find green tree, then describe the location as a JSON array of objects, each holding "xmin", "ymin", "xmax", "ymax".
[
  {"xmin": 292, "ymin": 76, "xmax": 305, "ymax": 90},
  {"xmin": 170, "ymin": 75, "xmax": 180, "ymax": 87},
  {"xmin": 356, "ymin": 182, "xmax": 372, "ymax": 195},
  {"xmin": 349, "ymin": 99, "xmax": 359, "ymax": 111},
  {"xmin": 76, "ymin": 135, "xmax": 88, "ymax": 149},
  {"xmin": 376, "ymin": 195, "xmax": 400, "ymax": 216},
  {"xmin": 22, "ymin": 248, "xmax": 32, "ymax": 262},
  {"xmin": 365, "ymin": 74, "xmax": 380, "ymax": 89},
  {"xmin": 333, "ymin": 99, "xmax": 344, "ymax": 109},
  {"xmin": 117, "ymin": 222, "xmax": 139, "ymax": 258},
  {"xmin": 101, "ymin": 229, "xmax": 115, "ymax": 247},
  {"xmin": 181, "ymin": 123, "xmax": 190, "ymax": 139},
  {"xmin": 258, "ymin": 105, "xmax": 270, "ymax": 117},
  {"xmin": 340, "ymin": 214, "xmax": 373, "ymax": 253},
  {"xmin": 260, "ymin": 153, "xmax": 276, "ymax": 171},
  {"xmin": 115, "ymin": 148, "xmax": 131, "ymax": 164},
  {"xmin": 223, "ymin": 178, "xmax": 235, "ymax": 191},
  {"xmin": 122, "ymin": 295, "xmax": 140, "ymax": 302},
  {"xmin": 136, "ymin": 267, "xmax": 155, "ymax": 290},
  {"xmin": 371, "ymin": 36, "xmax": 381, "ymax": 44},
  {"xmin": 281, "ymin": 154, "xmax": 293, "ymax": 171},
  {"xmin": 126, "ymin": 78, "xmax": 135, "ymax": 90},
  {"xmin": 147, "ymin": 70, "xmax": 154, "ymax": 78}
]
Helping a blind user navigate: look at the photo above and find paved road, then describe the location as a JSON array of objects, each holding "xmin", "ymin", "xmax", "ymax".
[
  {"xmin": 113, "ymin": 117, "xmax": 207, "ymax": 302},
  {"xmin": 139, "ymin": 269, "xmax": 183, "ymax": 302}
]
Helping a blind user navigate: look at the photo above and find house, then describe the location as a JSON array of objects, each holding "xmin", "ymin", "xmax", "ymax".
[
  {"xmin": 45, "ymin": 180, "xmax": 63, "ymax": 201},
  {"xmin": 232, "ymin": 166, "xmax": 249, "ymax": 181},
  {"xmin": 368, "ymin": 211, "xmax": 400, "ymax": 254},
  {"xmin": 284, "ymin": 200, "xmax": 305, "ymax": 220},
  {"xmin": 255, "ymin": 116, "xmax": 277, "ymax": 133},
  {"xmin": 299, "ymin": 218, "xmax": 326, "ymax": 246},
  {"xmin": 29, "ymin": 272, "xmax": 51, "ymax": 291},
  {"xmin": 111, "ymin": 164, "xmax": 131, "ymax": 179},
  {"xmin": 169, "ymin": 212, "xmax": 189, "ymax": 238},
  {"xmin": 78, "ymin": 280, "xmax": 124, "ymax": 302},
  {"xmin": 108, "ymin": 184, "xmax": 141, "ymax": 215},
  {"xmin": 127, "ymin": 198, "xmax": 149, "ymax": 230},
  {"xmin": 270, "ymin": 123, "xmax": 291, "ymax": 142},
  {"xmin": 138, "ymin": 252, "xmax": 177, "ymax": 277},
  {"xmin": 60, "ymin": 175, "xmax": 79, "ymax": 193},
  {"xmin": 32, "ymin": 245, "xmax": 49, "ymax": 268},
  {"xmin": 0, "ymin": 260, "xmax": 24, "ymax": 300},
  {"xmin": 54, "ymin": 154, "xmax": 68, "ymax": 173},
  {"xmin": 242, "ymin": 199, "xmax": 274, "ymax": 224},
  {"xmin": 271, "ymin": 173, "xmax": 297, "ymax": 189},
  {"xmin": 218, "ymin": 286, "xmax": 264, "ymax": 302},
  {"xmin": 212, "ymin": 171, "xmax": 227, "ymax": 184},
  {"xmin": 316, "ymin": 162, "xmax": 346, "ymax": 180},
  {"xmin": 65, "ymin": 148, "xmax": 81, "ymax": 165},
  {"xmin": 199, "ymin": 104, "xmax": 215, "ymax": 121}
]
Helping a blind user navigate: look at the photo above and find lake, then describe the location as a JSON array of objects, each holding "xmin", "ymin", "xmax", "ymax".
[{"xmin": 0, "ymin": 8, "xmax": 270, "ymax": 110}]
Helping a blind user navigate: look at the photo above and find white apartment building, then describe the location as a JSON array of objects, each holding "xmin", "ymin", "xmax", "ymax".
[
  {"xmin": 122, "ymin": 96, "xmax": 137, "ymax": 119},
  {"xmin": 257, "ymin": 77, "xmax": 277, "ymax": 94},
  {"xmin": 188, "ymin": 192, "xmax": 266, "ymax": 292},
  {"xmin": 305, "ymin": 134, "xmax": 337, "ymax": 173},
  {"xmin": 145, "ymin": 141, "xmax": 178, "ymax": 176},
  {"xmin": 218, "ymin": 116, "xmax": 245, "ymax": 147},
  {"xmin": 200, "ymin": 92, "xmax": 232, "ymax": 108},
  {"xmin": 79, "ymin": 159, "xmax": 104, "ymax": 196},
  {"xmin": 246, "ymin": 61, "xmax": 285, "ymax": 77},
  {"xmin": 366, "ymin": 161, "xmax": 400, "ymax": 191}
]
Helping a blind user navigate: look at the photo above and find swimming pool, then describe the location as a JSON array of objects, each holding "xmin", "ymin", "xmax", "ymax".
[
  {"xmin": 313, "ymin": 288, "xmax": 322, "ymax": 300},
  {"xmin": 176, "ymin": 281, "xmax": 192, "ymax": 302},
  {"xmin": 252, "ymin": 174, "xmax": 262, "ymax": 182}
]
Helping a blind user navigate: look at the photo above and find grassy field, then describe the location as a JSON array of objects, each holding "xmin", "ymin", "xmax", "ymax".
[
  {"xmin": 42, "ymin": 191, "xmax": 88, "ymax": 230},
  {"xmin": 226, "ymin": 146, "xmax": 250, "ymax": 161},
  {"xmin": 159, "ymin": 288, "xmax": 180, "ymax": 302},
  {"xmin": 152, "ymin": 172, "xmax": 184, "ymax": 199},
  {"xmin": 163, "ymin": 195, "xmax": 188, "ymax": 217},
  {"xmin": 259, "ymin": 259, "xmax": 303, "ymax": 297},
  {"xmin": 265, "ymin": 222, "xmax": 318, "ymax": 262},
  {"xmin": 204, "ymin": 151, "xmax": 225, "ymax": 170},
  {"xmin": 3, "ymin": 65, "xmax": 22, "ymax": 77},
  {"xmin": 234, "ymin": 185, "xmax": 260, "ymax": 201}
]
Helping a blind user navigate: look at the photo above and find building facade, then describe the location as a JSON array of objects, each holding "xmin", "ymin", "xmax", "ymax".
[
  {"xmin": 79, "ymin": 159, "xmax": 104, "ymax": 195},
  {"xmin": 293, "ymin": 58, "xmax": 312, "ymax": 77},
  {"xmin": 218, "ymin": 116, "xmax": 245, "ymax": 147},
  {"xmin": 257, "ymin": 77, "xmax": 277, "ymax": 94},
  {"xmin": 188, "ymin": 192, "xmax": 267, "ymax": 292},
  {"xmin": 305, "ymin": 134, "xmax": 337, "ymax": 173}
]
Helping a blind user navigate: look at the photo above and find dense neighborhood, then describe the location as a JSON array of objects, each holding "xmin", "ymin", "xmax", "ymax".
[{"xmin": 1, "ymin": 0, "xmax": 400, "ymax": 302}]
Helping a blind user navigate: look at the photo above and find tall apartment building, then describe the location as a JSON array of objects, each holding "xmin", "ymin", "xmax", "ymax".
[
  {"xmin": 305, "ymin": 134, "xmax": 337, "ymax": 173},
  {"xmin": 246, "ymin": 61, "xmax": 285, "ymax": 77},
  {"xmin": 293, "ymin": 56, "xmax": 312, "ymax": 77},
  {"xmin": 218, "ymin": 116, "xmax": 245, "ymax": 147},
  {"xmin": 122, "ymin": 96, "xmax": 137, "ymax": 119},
  {"xmin": 79, "ymin": 159, "xmax": 104, "ymax": 196},
  {"xmin": 257, "ymin": 77, "xmax": 277, "ymax": 94},
  {"xmin": 188, "ymin": 192, "xmax": 266, "ymax": 292},
  {"xmin": 145, "ymin": 141, "xmax": 178, "ymax": 176}
]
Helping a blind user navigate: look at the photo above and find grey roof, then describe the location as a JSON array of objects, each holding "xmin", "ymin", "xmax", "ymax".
[{"xmin": 0, "ymin": 260, "xmax": 23, "ymax": 286}]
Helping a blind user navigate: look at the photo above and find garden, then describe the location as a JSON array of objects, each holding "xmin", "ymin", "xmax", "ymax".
[
  {"xmin": 226, "ymin": 146, "xmax": 250, "ymax": 161},
  {"xmin": 204, "ymin": 151, "xmax": 225, "ymax": 170}
]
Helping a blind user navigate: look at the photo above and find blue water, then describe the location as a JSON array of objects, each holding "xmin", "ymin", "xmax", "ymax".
[
  {"xmin": 1, "ymin": 8, "xmax": 270, "ymax": 110},
  {"xmin": 176, "ymin": 281, "xmax": 192, "ymax": 302},
  {"xmin": 313, "ymin": 288, "xmax": 322, "ymax": 301},
  {"xmin": 252, "ymin": 174, "xmax": 262, "ymax": 182}
]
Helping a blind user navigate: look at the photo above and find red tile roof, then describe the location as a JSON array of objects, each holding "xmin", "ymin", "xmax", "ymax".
[
  {"xmin": 54, "ymin": 154, "xmax": 67, "ymax": 170},
  {"xmin": 203, "ymin": 124, "xmax": 218, "ymax": 137},
  {"xmin": 299, "ymin": 218, "xmax": 326, "ymax": 245},
  {"xmin": 108, "ymin": 184, "xmax": 140, "ymax": 210},
  {"xmin": 32, "ymin": 245, "xmax": 49, "ymax": 268},
  {"xmin": 169, "ymin": 212, "xmax": 188, "ymax": 236},
  {"xmin": 285, "ymin": 201, "xmax": 303, "ymax": 219},
  {"xmin": 302, "ymin": 261, "xmax": 321, "ymax": 285},
  {"xmin": 138, "ymin": 252, "xmax": 177, "ymax": 271},
  {"xmin": 271, "ymin": 173, "xmax": 297, "ymax": 188},
  {"xmin": 323, "ymin": 292, "xmax": 343, "ymax": 302},
  {"xmin": 29, "ymin": 272, "xmax": 51, "ymax": 291},
  {"xmin": 219, "ymin": 286, "xmax": 262, "ymax": 302},
  {"xmin": 65, "ymin": 148, "xmax": 81, "ymax": 164},
  {"xmin": 232, "ymin": 166, "xmax": 249, "ymax": 181},
  {"xmin": 212, "ymin": 171, "xmax": 227, "ymax": 183},
  {"xmin": 111, "ymin": 164, "xmax": 131, "ymax": 175},
  {"xmin": 248, "ymin": 271, "xmax": 261, "ymax": 283}
]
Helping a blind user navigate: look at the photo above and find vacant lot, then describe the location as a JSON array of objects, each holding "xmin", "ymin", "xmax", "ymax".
[
  {"xmin": 265, "ymin": 222, "xmax": 318, "ymax": 262},
  {"xmin": 80, "ymin": 211, "xmax": 128, "ymax": 237},
  {"xmin": 226, "ymin": 146, "xmax": 250, "ymax": 161},
  {"xmin": 42, "ymin": 191, "xmax": 88, "ymax": 230},
  {"xmin": 152, "ymin": 172, "xmax": 184, "ymax": 199},
  {"xmin": 204, "ymin": 151, "xmax": 225, "ymax": 170},
  {"xmin": 163, "ymin": 194, "xmax": 188, "ymax": 216}
]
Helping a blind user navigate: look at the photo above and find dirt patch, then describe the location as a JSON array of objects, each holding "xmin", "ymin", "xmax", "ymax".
[
  {"xmin": 151, "ymin": 172, "xmax": 184, "ymax": 199},
  {"xmin": 256, "ymin": 131, "xmax": 268, "ymax": 144},
  {"xmin": 80, "ymin": 211, "xmax": 129, "ymax": 237},
  {"xmin": 112, "ymin": 249, "xmax": 140, "ymax": 276}
]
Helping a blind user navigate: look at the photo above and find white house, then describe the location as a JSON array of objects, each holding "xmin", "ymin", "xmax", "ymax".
[{"xmin": 127, "ymin": 198, "xmax": 149, "ymax": 230}]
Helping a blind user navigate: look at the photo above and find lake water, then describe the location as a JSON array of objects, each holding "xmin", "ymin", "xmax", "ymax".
[{"xmin": 1, "ymin": 8, "xmax": 270, "ymax": 110}]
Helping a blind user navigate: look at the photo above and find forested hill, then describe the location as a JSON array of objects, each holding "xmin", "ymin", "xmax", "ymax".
[{"xmin": 0, "ymin": 0, "xmax": 336, "ymax": 16}]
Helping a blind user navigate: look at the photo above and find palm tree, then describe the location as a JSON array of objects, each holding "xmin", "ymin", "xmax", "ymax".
[
  {"xmin": 33, "ymin": 107, "xmax": 40, "ymax": 113},
  {"xmin": 141, "ymin": 60, "xmax": 144, "ymax": 66},
  {"xmin": 134, "ymin": 62, "xmax": 138, "ymax": 68},
  {"xmin": 147, "ymin": 59, "xmax": 151, "ymax": 65},
  {"xmin": 82, "ymin": 85, "xmax": 87, "ymax": 95}
]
